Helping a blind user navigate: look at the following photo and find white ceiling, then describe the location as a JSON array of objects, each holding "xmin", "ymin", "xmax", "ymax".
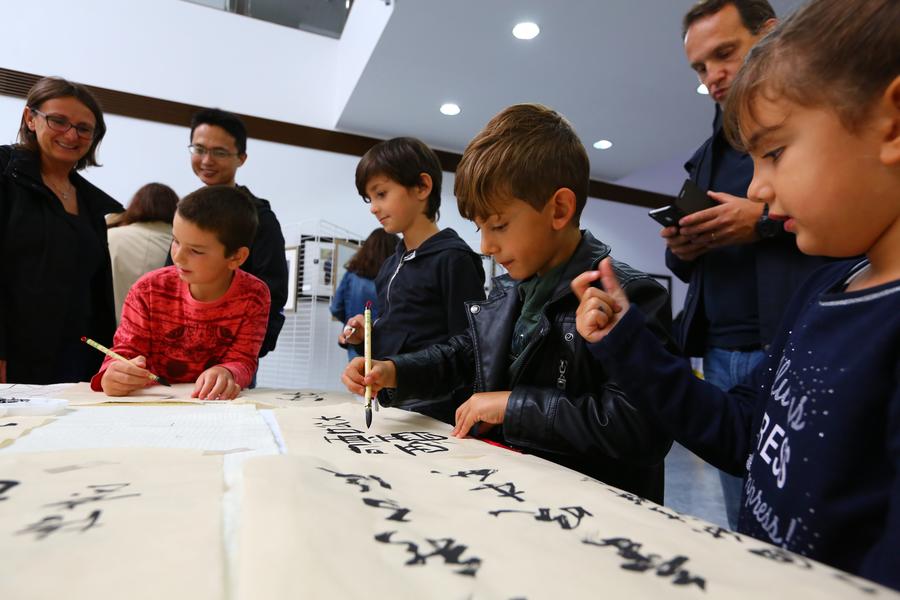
[{"xmin": 337, "ymin": 0, "xmax": 802, "ymax": 187}]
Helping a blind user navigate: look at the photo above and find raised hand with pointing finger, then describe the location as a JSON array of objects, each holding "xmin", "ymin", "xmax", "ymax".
[{"xmin": 571, "ymin": 258, "xmax": 630, "ymax": 344}]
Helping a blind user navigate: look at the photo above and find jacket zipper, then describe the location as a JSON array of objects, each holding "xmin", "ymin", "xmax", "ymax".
[
  {"xmin": 557, "ymin": 359, "xmax": 568, "ymax": 390},
  {"xmin": 380, "ymin": 250, "xmax": 416, "ymax": 323}
]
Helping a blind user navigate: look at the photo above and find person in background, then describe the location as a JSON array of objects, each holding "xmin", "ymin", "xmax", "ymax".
[
  {"xmin": 331, "ymin": 228, "xmax": 399, "ymax": 360},
  {"xmin": 186, "ymin": 108, "xmax": 288, "ymax": 360},
  {"xmin": 0, "ymin": 76, "xmax": 122, "ymax": 384},
  {"xmin": 664, "ymin": 0, "xmax": 831, "ymax": 528},
  {"xmin": 341, "ymin": 137, "xmax": 486, "ymax": 423},
  {"xmin": 107, "ymin": 182, "xmax": 178, "ymax": 322}
]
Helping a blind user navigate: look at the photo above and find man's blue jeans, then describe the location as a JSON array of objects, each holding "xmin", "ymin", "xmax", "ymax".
[{"xmin": 703, "ymin": 346, "xmax": 765, "ymax": 530}]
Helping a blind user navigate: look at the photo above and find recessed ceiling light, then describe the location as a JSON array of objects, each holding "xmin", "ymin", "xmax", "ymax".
[
  {"xmin": 697, "ymin": 84, "xmax": 709, "ymax": 95},
  {"xmin": 440, "ymin": 103, "xmax": 461, "ymax": 116},
  {"xmin": 512, "ymin": 22, "xmax": 540, "ymax": 40},
  {"xmin": 593, "ymin": 139, "xmax": 613, "ymax": 150}
]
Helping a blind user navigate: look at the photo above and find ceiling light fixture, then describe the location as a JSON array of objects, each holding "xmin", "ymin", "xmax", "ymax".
[
  {"xmin": 697, "ymin": 84, "xmax": 709, "ymax": 95},
  {"xmin": 440, "ymin": 103, "xmax": 461, "ymax": 116},
  {"xmin": 593, "ymin": 139, "xmax": 613, "ymax": 150},
  {"xmin": 512, "ymin": 22, "xmax": 540, "ymax": 40}
]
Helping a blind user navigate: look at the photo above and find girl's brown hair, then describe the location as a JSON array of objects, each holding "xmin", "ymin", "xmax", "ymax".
[
  {"xmin": 112, "ymin": 183, "xmax": 179, "ymax": 228},
  {"xmin": 345, "ymin": 228, "xmax": 399, "ymax": 280},
  {"xmin": 17, "ymin": 77, "xmax": 107, "ymax": 171},
  {"xmin": 724, "ymin": 0, "xmax": 900, "ymax": 151}
]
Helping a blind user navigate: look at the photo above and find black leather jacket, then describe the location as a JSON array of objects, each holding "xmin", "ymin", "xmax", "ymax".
[{"xmin": 387, "ymin": 231, "xmax": 675, "ymax": 502}]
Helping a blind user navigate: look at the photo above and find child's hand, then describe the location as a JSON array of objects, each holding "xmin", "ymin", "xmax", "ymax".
[
  {"xmin": 571, "ymin": 258, "xmax": 630, "ymax": 344},
  {"xmin": 341, "ymin": 357, "xmax": 396, "ymax": 396},
  {"xmin": 451, "ymin": 391, "xmax": 511, "ymax": 438},
  {"xmin": 340, "ymin": 314, "xmax": 365, "ymax": 345},
  {"xmin": 100, "ymin": 355, "xmax": 153, "ymax": 397},
  {"xmin": 193, "ymin": 366, "xmax": 241, "ymax": 400}
]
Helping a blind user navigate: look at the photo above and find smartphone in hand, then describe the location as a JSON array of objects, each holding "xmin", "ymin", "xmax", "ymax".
[
  {"xmin": 675, "ymin": 179, "xmax": 718, "ymax": 214},
  {"xmin": 648, "ymin": 179, "xmax": 717, "ymax": 227}
]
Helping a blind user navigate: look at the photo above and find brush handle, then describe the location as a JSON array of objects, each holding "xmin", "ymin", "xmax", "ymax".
[
  {"xmin": 81, "ymin": 337, "xmax": 164, "ymax": 385},
  {"xmin": 363, "ymin": 308, "xmax": 372, "ymax": 406}
]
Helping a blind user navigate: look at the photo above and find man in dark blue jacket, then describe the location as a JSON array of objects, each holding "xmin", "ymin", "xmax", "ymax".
[{"xmin": 662, "ymin": 0, "xmax": 830, "ymax": 528}]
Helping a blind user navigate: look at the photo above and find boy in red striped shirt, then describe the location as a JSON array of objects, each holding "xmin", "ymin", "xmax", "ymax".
[{"xmin": 92, "ymin": 185, "xmax": 270, "ymax": 399}]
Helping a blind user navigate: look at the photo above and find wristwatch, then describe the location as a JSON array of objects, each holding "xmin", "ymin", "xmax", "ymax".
[{"xmin": 755, "ymin": 204, "xmax": 782, "ymax": 239}]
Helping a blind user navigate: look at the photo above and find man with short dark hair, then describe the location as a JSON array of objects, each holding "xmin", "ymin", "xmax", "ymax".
[
  {"xmin": 187, "ymin": 108, "xmax": 288, "ymax": 360},
  {"xmin": 663, "ymin": 0, "xmax": 829, "ymax": 529}
]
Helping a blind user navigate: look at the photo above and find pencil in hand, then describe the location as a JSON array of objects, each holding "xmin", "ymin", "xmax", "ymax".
[{"xmin": 81, "ymin": 337, "xmax": 171, "ymax": 387}]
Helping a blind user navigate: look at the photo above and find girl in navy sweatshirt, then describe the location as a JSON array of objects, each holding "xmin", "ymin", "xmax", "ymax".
[{"xmin": 572, "ymin": 0, "xmax": 900, "ymax": 590}]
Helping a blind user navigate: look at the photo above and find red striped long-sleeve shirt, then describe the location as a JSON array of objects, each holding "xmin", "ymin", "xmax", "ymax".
[{"xmin": 91, "ymin": 266, "xmax": 270, "ymax": 390}]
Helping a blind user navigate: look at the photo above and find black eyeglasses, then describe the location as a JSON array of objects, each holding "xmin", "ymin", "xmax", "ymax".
[
  {"xmin": 188, "ymin": 144, "xmax": 240, "ymax": 159},
  {"xmin": 30, "ymin": 108, "xmax": 96, "ymax": 140}
]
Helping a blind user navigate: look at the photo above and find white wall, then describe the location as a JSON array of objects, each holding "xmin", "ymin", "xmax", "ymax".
[
  {"xmin": 581, "ymin": 197, "xmax": 688, "ymax": 315},
  {"xmin": 0, "ymin": 0, "xmax": 392, "ymax": 130}
]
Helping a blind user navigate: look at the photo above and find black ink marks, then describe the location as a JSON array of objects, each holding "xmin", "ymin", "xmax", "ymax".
[
  {"xmin": 43, "ymin": 483, "xmax": 140, "ymax": 511},
  {"xmin": 16, "ymin": 483, "xmax": 140, "ymax": 541},
  {"xmin": 0, "ymin": 480, "xmax": 20, "ymax": 501},
  {"xmin": 489, "ymin": 506, "xmax": 593, "ymax": 530},
  {"xmin": 583, "ymin": 536, "xmax": 706, "ymax": 590},
  {"xmin": 693, "ymin": 525, "xmax": 743, "ymax": 542},
  {"xmin": 17, "ymin": 510, "xmax": 102, "ymax": 540},
  {"xmin": 832, "ymin": 572, "xmax": 878, "ymax": 595},
  {"xmin": 276, "ymin": 391, "xmax": 325, "ymax": 403},
  {"xmin": 748, "ymin": 546, "xmax": 812, "ymax": 570},
  {"xmin": 0, "ymin": 397, "xmax": 31, "ymax": 404},
  {"xmin": 470, "ymin": 481, "xmax": 526, "ymax": 503},
  {"xmin": 0, "ymin": 422, "xmax": 18, "ymax": 427},
  {"xmin": 389, "ymin": 432, "xmax": 450, "ymax": 456},
  {"xmin": 375, "ymin": 531, "xmax": 482, "ymax": 577},
  {"xmin": 315, "ymin": 415, "xmax": 450, "ymax": 455},
  {"xmin": 449, "ymin": 469, "xmax": 498, "ymax": 482},
  {"xmin": 362, "ymin": 498, "xmax": 412, "ymax": 522},
  {"xmin": 647, "ymin": 505, "xmax": 686, "ymax": 523},
  {"xmin": 317, "ymin": 468, "xmax": 392, "ymax": 493},
  {"xmin": 607, "ymin": 489, "xmax": 648, "ymax": 507}
]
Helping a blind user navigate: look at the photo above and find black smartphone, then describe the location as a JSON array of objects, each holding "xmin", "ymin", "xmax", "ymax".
[
  {"xmin": 674, "ymin": 179, "xmax": 717, "ymax": 214},
  {"xmin": 648, "ymin": 205, "xmax": 684, "ymax": 228},
  {"xmin": 649, "ymin": 179, "xmax": 718, "ymax": 228}
]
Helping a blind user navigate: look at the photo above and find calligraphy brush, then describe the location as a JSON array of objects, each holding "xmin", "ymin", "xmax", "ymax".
[
  {"xmin": 363, "ymin": 301, "xmax": 373, "ymax": 428},
  {"xmin": 81, "ymin": 337, "xmax": 171, "ymax": 386}
]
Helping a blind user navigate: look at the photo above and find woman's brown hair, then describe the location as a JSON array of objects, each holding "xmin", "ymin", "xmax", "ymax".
[
  {"xmin": 17, "ymin": 76, "xmax": 107, "ymax": 171},
  {"xmin": 345, "ymin": 228, "xmax": 399, "ymax": 280},
  {"xmin": 111, "ymin": 183, "xmax": 179, "ymax": 228}
]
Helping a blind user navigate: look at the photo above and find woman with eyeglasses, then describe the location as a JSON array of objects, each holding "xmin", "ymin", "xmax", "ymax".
[{"xmin": 0, "ymin": 76, "xmax": 123, "ymax": 384}]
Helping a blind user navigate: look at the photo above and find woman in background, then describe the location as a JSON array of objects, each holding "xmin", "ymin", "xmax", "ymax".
[
  {"xmin": 107, "ymin": 182, "xmax": 178, "ymax": 322},
  {"xmin": 0, "ymin": 77, "xmax": 122, "ymax": 383},
  {"xmin": 331, "ymin": 228, "xmax": 398, "ymax": 360}
]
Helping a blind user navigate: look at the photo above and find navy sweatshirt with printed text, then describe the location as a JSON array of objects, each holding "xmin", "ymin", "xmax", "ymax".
[{"xmin": 588, "ymin": 259, "xmax": 900, "ymax": 590}]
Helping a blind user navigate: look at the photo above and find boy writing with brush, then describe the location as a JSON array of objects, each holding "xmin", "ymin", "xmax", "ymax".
[{"xmin": 90, "ymin": 185, "xmax": 269, "ymax": 400}]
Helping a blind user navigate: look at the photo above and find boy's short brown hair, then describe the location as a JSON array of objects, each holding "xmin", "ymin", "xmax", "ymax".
[
  {"xmin": 177, "ymin": 185, "xmax": 258, "ymax": 256},
  {"xmin": 355, "ymin": 137, "xmax": 443, "ymax": 222},
  {"xmin": 455, "ymin": 103, "xmax": 589, "ymax": 224}
]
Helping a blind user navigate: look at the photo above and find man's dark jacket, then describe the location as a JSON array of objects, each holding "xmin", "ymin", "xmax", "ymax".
[
  {"xmin": 386, "ymin": 232, "xmax": 674, "ymax": 503},
  {"xmin": 236, "ymin": 186, "xmax": 287, "ymax": 357},
  {"xmin": 667, "ymin": 108, "xmax": 831, "ymax": 355},
  {"xmin": 0, "ymin": 145, "xmax": 123, "ymax": 383}
]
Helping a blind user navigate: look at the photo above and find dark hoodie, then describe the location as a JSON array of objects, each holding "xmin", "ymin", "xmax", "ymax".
[{"xmin": 368, "ymin": 227, "xmax": 485, "ymax": 422}]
